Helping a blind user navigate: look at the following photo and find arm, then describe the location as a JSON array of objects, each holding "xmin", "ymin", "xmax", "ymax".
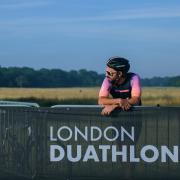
[
  {"xmin": 98, "ymin": 78, "xmax": 122, "ymax": 106},
  {"xmin": 98, "ymin": 78, "xmax": 131, "ymax": 113},
  {"xmin": 128, "ymin": 74, "xmax": 141, "ymax": 106},
  {"xmin": 98, "ymin": 78, "xmax": 120, "ymax": 115},
  {"xmin": 119, "ymin": 96, "xmax": 139, "ymax": 111},
  {"xmin": 98, "ymin": 96, "xmax": 121, "ymax": 115},
  {"xmin": 119, "ymin": 75, "xmax": 141, "ymax": 110},
  {"xmin": 128, "ymin": 96, "xmax": 141, "ymax": 105},
  {"xmin": 98, "ymin": 96, "xmax": 121, "ymax": 106}
]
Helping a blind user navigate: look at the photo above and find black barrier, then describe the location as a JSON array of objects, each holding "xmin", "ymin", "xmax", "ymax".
[{"xmin": 0, "ymin": 106, "xmax": 180, "ymax": 180}]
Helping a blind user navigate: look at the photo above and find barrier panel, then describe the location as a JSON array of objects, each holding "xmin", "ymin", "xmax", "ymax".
[
  {"xmin": 0, "ymin": 106, "xmax": 180, "ymax": 180},
  {"xmin": 0, "ymin": 107, "xmax": 40, "ymax": 179}
]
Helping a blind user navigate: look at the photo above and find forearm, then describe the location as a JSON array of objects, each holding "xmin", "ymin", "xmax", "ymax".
[
  {"xmin": 98, "ymin": 97, "xmax": 121, "ymax": 106},
  {"xmin": 127, "ymin": 96, "xmax": 140, "ymax": 105}
]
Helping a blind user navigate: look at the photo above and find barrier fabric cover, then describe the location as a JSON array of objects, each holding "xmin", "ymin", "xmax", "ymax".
[{"xmin": 0, "ymin": 106, "xmax": 180, "ymax": 180}]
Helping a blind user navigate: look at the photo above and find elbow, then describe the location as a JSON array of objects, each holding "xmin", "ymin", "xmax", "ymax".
[
  {"xmin": 98, "ymin": 97, "xmax": 104, "ymax": 106},
  {"xmin": 98, "ymin": 99, "xmax": 102, "ymax": 105},
  {"xmin": 131, "ymin": 96, "xmax": 141, "ymax": 106},
  {"xmin": 136, "ymin": 96, "xmax": 141, "ymax": 105}
]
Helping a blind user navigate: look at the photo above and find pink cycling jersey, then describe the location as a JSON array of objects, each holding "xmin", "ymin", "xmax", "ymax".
[{"xmin": 99, "ymin": 74, "xmax": 141, "ymax": 98}]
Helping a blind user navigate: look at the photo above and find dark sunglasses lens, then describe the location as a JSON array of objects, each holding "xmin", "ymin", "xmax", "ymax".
[
  {"xmin": 106, "ymin": 71, "xmax": 110, "ymax": 76},
  {"xmin": 106, "ymin": 71, "xmax": 114, "ymax": 76},
  {"xmin": 107, "ymin": 71, "xmax": 110, "ymax": 76}
]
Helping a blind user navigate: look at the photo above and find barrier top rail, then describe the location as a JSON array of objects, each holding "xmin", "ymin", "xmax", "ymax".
[
  {"xmin": 51, "ymin": 104, "xmax": 101, "ymax": 108},
  {"xmin": 50, "ymin": 104, "xmax": 164, "ymax": 108},
  {"xmin": 0, "ymin": 100, "xmax": 40, "ymax": 108}
]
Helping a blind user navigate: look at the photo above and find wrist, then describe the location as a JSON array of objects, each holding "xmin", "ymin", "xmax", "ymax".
[{"xmin": 117, "ymin": 98, "xmax": 122, "ymax": 106}]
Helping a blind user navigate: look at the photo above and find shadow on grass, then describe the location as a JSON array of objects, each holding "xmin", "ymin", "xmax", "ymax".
[{"xmin": 3, "ymin": 97, "xmax": 98, "ymax": 107}]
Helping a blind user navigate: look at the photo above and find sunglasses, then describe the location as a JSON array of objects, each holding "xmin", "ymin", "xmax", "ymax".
[{"xmin": 106, "ymin": 71, "xmax": 117, "ymax": 76}]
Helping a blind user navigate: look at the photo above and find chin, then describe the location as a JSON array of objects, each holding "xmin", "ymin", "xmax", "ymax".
[{"xmin": 107, "ymin": 77, "xmax": 112, "ymax": 81}]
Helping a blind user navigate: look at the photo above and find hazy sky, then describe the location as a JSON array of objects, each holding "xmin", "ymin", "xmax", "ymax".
[{"xmin": 0, "ymin": 0, "xmax": 180, "ymax": 78}]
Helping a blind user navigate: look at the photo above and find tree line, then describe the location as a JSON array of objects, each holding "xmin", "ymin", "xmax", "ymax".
[
  {"xmin": 0, "ymin": 66, "xmax": 180, "ymax": 87},
  {"xmin": 0, "ymin": 67, "xmax": 104, "ymax": 87}
]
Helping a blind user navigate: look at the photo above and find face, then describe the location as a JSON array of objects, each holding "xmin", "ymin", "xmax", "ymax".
[{"xmin": 105, "ymin": 67, "xmax": 118, "ymax": 82}]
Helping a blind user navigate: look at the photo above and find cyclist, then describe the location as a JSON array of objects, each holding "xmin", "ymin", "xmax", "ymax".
[{"xmin": 98, "ymin": 56, "xmax": 141, "ymax": 115}]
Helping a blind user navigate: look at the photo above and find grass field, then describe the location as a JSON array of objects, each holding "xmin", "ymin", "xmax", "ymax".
[{"xmin": 0, "ymin": 87, "xmax": 180, "ymax": 106}]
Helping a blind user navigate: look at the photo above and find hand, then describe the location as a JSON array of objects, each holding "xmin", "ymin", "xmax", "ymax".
[
  {"xmin": 119, "ymin": 99, "xmax": 131, "ymax": 111},
  {"xmin": 101, "ymin": 105, "xmax": 118, "ymax": 116}
]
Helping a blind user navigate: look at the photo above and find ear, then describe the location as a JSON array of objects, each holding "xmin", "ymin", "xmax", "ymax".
[{"xmin": 118, "ymin": 71, "xmax": 123, "ymax": 77}]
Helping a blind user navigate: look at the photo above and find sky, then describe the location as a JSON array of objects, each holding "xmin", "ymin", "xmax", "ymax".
[{"xmin": 0, "ymin": 0, "xmax": 180, "ymax": 78}]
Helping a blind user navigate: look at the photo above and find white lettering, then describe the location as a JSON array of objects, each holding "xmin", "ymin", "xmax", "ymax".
[
  {"xmin": 91, "ymin": 126, "xmax": 102, "ymax": 141},
  {"xmin": 104, "ymin": 126, "xmax": 119, "ymax": 141},
  {"xmin": 112, "ymin": 145, "xmax": 127, "ymax": 162},
  {"xmin": 130, "ymin": 145, "xmax": 140, "ymax": 162},
  {"xmin": 121, "ymin": 126, "xmax": 134, "ymax": 142},
  {"xmin": 57, "ymin": 126, "xmax": 72, "ymax": 141},
  {"xmin": 75, "ymin": 126, "xmax": 88, "ymax": 141},
  {"xmin": 50, "ymin": 126, "xmax": 57, "ymax": 141},
  {"xmin": 50, "ymin": 145, "xmax": 64, "ymax": 161},
  {"xmin": 141, "ymin": 145, "xmax": 159, "ymax": 163},
  {"xmin": 161, "ymin": 146, "xmax": 178, "ymax": 162},
  {"xmin": 83, "ymin": 145, "xmax": 99, "ymax": 162},
  {"xmin": 67, "ymin": 145, "xmax": 82, "ymax": 162},
  {"xmin": 99, "ymin": 145, "xmax": 110, "ymax": 162}
]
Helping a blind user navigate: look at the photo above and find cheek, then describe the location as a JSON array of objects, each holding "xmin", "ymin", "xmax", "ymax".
[{"xmin": 113, "ymin": 75, "xmax": 118, "ymax": 80}]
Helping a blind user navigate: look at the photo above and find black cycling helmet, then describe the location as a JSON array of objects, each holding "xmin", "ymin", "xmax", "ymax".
[{"xmin": 106, "ymin": 56, "xmax": 130, "ymax": 73}]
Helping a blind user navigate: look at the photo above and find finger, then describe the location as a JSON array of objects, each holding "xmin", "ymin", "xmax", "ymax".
[
  {"xmin": 121, "ymin": 106, "xmax": 125, "ymax": 111},
  {"xmin": 125, "ymin": 104, "xmax": 131, "ymax": 110},
  {"xmin": 101, "ymin": 109, "xmax": 109, "ymax": 116},
  {"xmin": 101, "ymin": 109, "xmax": 105, "ymax": 115},
  {"xmin": 125, "ymin": 106, "xmax": 129, "ymax": 111}
]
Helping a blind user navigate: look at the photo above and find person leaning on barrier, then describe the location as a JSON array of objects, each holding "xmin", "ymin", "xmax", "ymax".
[{"xmin": 98, "ymin": 56, "xmax": 142, "ymax": 115}]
